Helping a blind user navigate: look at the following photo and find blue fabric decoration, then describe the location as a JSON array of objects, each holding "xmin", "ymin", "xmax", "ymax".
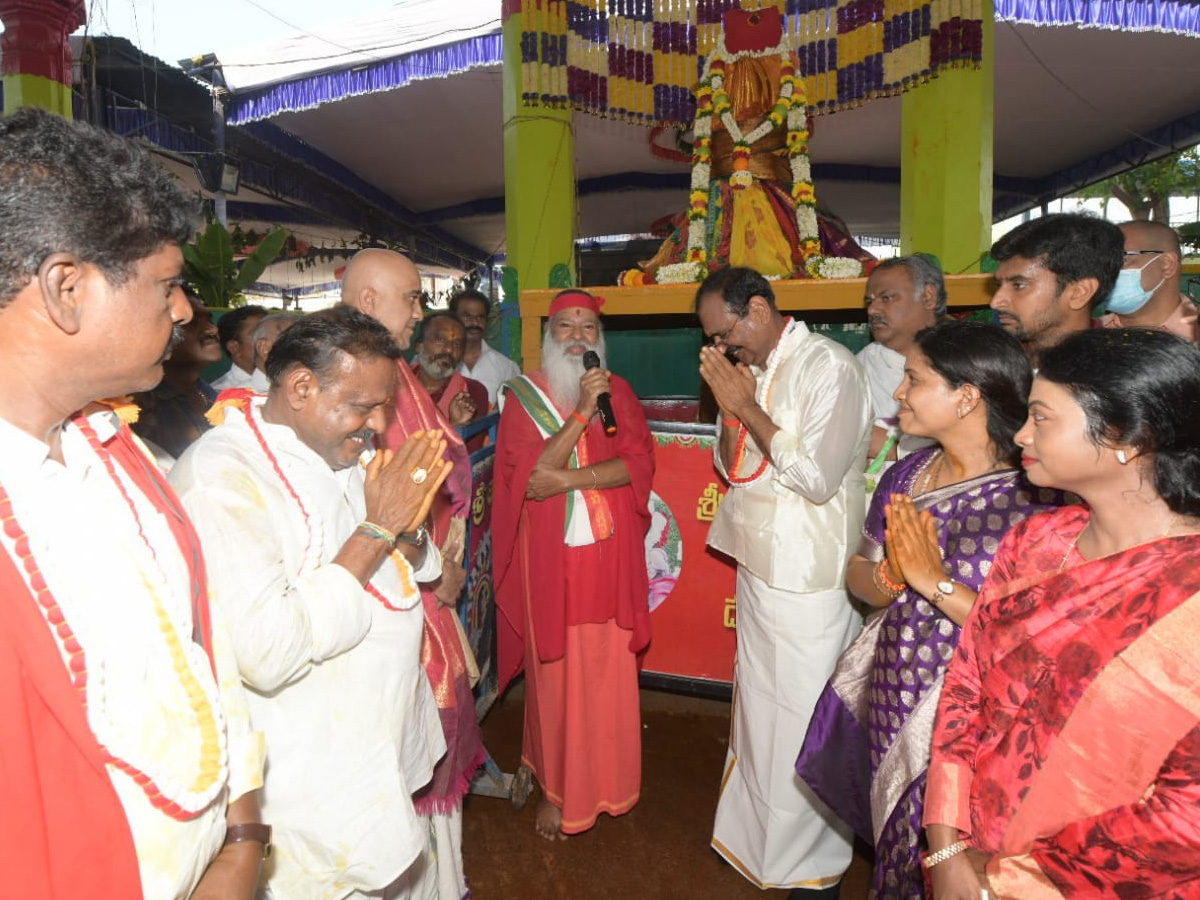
[{"xmin": 227, "ymin": 34, "xmax": 503, "ymax": 125}]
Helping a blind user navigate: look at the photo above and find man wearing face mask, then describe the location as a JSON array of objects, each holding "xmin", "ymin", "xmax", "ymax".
[{"xmin": 1099, "ymin": 221, "xmax": 1196, "ymax": 343}]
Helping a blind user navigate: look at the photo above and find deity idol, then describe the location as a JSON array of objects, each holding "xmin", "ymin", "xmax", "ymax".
[{"xmin": 629, "ymin": 5, "xmax": 874, "ymax": 284}]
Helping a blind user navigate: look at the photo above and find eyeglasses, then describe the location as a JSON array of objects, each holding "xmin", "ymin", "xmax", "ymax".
[
  {"xmin": 1122, "ymin": 249, "xmax": 1164, "ymax": 268},
  {"xmin": 707, "ymin": 315, "xmax": 747, "ymax": 348}
]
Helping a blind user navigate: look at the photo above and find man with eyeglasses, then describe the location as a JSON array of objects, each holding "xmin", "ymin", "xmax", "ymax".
[
  {"xmin": 1098, "ymin": 220, "xmax": 1196, "ymax": 343},
  {"xmin": 696, "ymin": 267, "xmax": 871, "ymax": 898},
  {"xmin": 989, "ymin": 213, "xmax": 1124, "ymax": 367}
]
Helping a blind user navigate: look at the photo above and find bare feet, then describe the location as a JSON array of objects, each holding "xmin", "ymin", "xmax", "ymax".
[{"xmin": 535, "ymin": 799, "xmax": 567, "ymax": 841}]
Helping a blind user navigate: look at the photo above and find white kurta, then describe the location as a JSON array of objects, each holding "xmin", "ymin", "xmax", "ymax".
[
  {"xmin": 857, "ymin": 340, "xmax": 904, "ymax": 428},
  {"xmin": 458, "ymin": 340, "xmax": 521, "ymax": 407},
  {"xmin": 170, "ymin": 400, "xmax": 445, "ymax": 900},
  {"xmin": 211, "ymin": 363, "xmax": 255, "ymax": 391},
  {"xmin": 0, "ymin": 411, "xmax": 263, "ymax": 900},
  {"xmin": 708, "ymin": 321, "xmax": 870, "ymax": 888}
]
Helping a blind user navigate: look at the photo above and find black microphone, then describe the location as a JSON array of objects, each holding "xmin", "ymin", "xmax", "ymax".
[{"xmin": 582, "ymin": 350, "xmax": 618, "ymax": 435}]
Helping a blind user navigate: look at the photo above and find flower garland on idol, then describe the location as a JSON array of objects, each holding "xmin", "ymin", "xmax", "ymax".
[{"xmin": 654, "ymin": 29, "xmax": 859, "ymax": 286}]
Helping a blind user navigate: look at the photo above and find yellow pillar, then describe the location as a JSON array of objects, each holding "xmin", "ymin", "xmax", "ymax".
[
  {"xmin": 502, "ymin": 3, "xmax": 577, "ymax": 368},
  {"xmin": 3, "ymin": 73, "xmax": 73, "ymax": 116},
  {"xmin": 899, "ymin": 2, "xmax": 995, "ymax": 274}
]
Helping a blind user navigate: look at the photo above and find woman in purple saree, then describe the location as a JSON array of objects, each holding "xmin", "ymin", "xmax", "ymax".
[{"xmin": 796, "ymin": 321, "xmax": 1062, "ymax": 899}]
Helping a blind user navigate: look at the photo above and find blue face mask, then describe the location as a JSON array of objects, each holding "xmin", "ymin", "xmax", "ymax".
[{"xmin": 1105, "ymin": 255, "xmax": 1164, "ymax": 315}]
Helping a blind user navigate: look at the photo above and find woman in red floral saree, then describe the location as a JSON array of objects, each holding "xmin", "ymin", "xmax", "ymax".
[{"xmin": 924, "ymin": 328, "xmax": 1200, "ymax": 900}]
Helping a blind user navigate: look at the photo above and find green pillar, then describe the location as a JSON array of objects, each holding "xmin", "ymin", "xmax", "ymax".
[
  {"xmin": 899, "ymin": 3, "xmax": 995, "ymax": 274},
  {"xmin": 502, "ymin": 2, "xmax": 577, "ymax": 299}
]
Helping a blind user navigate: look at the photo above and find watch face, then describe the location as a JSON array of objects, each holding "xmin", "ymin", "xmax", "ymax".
[{"xmin": 937, "ymin": 580, "xmax": 955, "ymax": 595}]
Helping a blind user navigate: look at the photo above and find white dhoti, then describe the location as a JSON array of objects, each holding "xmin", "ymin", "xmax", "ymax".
[
  {"xmin": 369, "ymin": 808, "xmax": 464, "ymax": 900},
  {"xmin": 712, "ymin": 568, "xmax": 860, "ymax": 888}
]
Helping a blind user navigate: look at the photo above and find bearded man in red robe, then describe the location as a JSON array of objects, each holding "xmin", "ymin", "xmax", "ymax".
[{"xmin": 493, "ymin": 289, "xmax": 656, "ymax": 841}]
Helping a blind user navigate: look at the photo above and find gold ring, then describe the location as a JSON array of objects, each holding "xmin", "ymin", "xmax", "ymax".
[{"xmin": 410, "ymin": 467, "xmax": 428, "ymax": 485}]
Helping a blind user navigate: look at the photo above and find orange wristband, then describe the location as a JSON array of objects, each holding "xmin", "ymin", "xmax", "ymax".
[
  {"xmin": 721, "ymin": 415, "xmax": 739, "ymax": 428},
  {"xmin": 570, "ymin": 410, "xmax": 588, "ymax": 426},
  {"xmin": 877, "ymin": 558, "xmax": 906, "ymax": 593}
]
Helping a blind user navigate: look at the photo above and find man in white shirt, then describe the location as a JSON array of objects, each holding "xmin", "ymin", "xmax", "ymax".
[
  {"xmin": 697, "ymin": 267, "xmax": 870, "ymax": 898},
  {"xmin": 0, "ymin": 107, "xmax": 265, "ymax": 900},
  {"xmin": 451, "ymin": 289, "xmax": 520, "ymax": 407},
  {"xmin": 858, "ymin": 255, "xmax": 944, "ymax": 464},
  {"xmin": 171, "ymin": 306, "xmax": 452, "ymax": 900},
  {"xmin": 212, "ymin": 304, "xmax": 269, "ymax": 390}
]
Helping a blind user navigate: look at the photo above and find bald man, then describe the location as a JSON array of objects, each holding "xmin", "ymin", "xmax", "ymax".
[
  {"xmin": 341, "ymin": 248, "xmax": 425, "ymax": 349},
  {"xmin": 1100, "ymin": 221, "xmax": 1196, "ymax": 343},
  {"xmin": 341, "ymin": 249, "xmax": 483, "ymax": 900}
]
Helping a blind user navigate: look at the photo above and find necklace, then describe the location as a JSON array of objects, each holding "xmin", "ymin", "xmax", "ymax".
[
  {"xmin": 1059, "ymin": 515, "xmax": 1188, "ymax": 571},
  {"xmin": 917, "ymin": 451, "xmax": 946, "ymax": 497},
  {"xmin": 728, "ymin": 319, "xmax": 797, "ymax": 487},
  {"xmin": 238, "ymin": 401, "xmax": 418, "ymax": 608},
  {"xmin": 0, "ymin": 413, "xmax": 227, "ymax": 819}
]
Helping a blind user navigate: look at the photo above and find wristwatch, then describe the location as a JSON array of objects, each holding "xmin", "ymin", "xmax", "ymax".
[
  {"xmin": 931, "ymin": 578, "xmax": 956, "ymax": 607},
  {"xmin": 394, "ymin": 524, "xmax": 429, "ymax": 548},
  {"xmin": 225, "ymin": 823, "xmax": 272, "ymax": 859}
]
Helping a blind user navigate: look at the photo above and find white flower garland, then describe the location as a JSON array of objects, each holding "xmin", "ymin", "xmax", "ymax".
[
  {"xmin": 680, "ymin": 30, "xmax": 828, "ymax": 281},
  {"xmin": 732, "ymin": 317, "xmax": 801, "ymax": 488}
]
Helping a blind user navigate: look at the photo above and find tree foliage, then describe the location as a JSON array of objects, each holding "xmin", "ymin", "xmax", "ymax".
[
  {"xmin": 184, "ymin": 222, "xmax": 289, "ymax": 308},
  {"xmin": 1074, "ymin": 147, "xmax": 1200, "ymax": 222}
]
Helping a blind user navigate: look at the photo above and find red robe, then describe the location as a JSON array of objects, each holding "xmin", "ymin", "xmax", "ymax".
[
  {"xmin": 408, "ymin": 363, "xmax": 490, "ymax": 453},
  {"xmin": 0, "ymin": 418, "xmax": 216, "ymax": 900},
  {"xmin": 382, "ymin": 360, "xmax": 484, "ymax": 813},
  {"xmin": 492, "ymin": 373, "xmax": 655, "ymax": 692}
]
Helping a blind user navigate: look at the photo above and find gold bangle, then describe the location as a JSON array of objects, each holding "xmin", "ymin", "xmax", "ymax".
[
  {"xmin": 921, "ymin": 839, "xmax": 968, "ymax": 870},
  {"xmin": 589, "ymin": 466, "xmax": 599, "ymax": 490}
]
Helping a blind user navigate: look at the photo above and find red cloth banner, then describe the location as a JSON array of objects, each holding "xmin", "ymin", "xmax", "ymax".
[{"xmin": 641, "ymin": 430, "xmax": 737, "ymax": 685}]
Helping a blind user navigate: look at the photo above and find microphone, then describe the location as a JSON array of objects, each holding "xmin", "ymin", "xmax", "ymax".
[{"xmin": 582, "ymin": 350, "xmax": 618, "ymax": 435}]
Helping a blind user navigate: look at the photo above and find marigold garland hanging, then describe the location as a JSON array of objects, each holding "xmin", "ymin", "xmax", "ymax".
[{"xmin": 653, "ymin": 28, "xmax": 860, "ymax": 285}]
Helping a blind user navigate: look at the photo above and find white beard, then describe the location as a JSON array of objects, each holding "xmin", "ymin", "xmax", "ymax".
[
  {"xmin": 417, "ymin": 347, "xmax": 456, "ymax": 380},
  {"xmin": 541, "ymin": 330, "xmax": 606, "ymax": 412}
]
